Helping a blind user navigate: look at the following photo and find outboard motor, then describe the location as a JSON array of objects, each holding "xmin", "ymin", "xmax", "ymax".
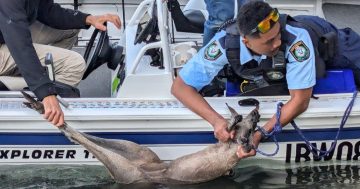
[{"xmin": 82, "ymin": 24, "xmax": 125, "ymax": 80}]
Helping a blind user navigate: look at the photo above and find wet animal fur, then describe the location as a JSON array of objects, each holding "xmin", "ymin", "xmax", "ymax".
[{"xmin": 22, "ymin": 91, "xmax": 260, "ymax": 184}]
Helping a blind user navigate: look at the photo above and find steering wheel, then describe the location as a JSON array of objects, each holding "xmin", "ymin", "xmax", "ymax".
[
  {"xmin": 82, "ymin": 28, "xmax": 107, "ymax": 80},
  {"xmin": 82, "ymin": 26, "xmax": 124, "ymax": 80}
]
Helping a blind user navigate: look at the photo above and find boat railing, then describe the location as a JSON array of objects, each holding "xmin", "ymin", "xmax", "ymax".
[
  {"xmin": 114, "ymin": 0, "xmax": 175, "ymax": 98},
  {"xmin": 127, "ymin": 0, "xmax": 172, "ymax": 75}
]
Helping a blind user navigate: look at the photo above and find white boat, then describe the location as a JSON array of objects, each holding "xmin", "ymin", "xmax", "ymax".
[{"xmin": 0, "ymin": 0, "xmax": 359, "ymax": 166}]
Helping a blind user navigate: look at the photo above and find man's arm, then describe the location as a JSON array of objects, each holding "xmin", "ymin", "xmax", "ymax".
[
  {"xmin": 171, "ymin": 31, "xmax": 233, "ymax": 142},
  {"xmin": 171, "ymin": 77, "xmax": 234, "ymax": 142},
  {"xmin": 0, "ymin": 1, "xmax": 64, "ymax": 126},
  {"xmin": 37, "ymin": 0, "xmax": 121, "ymax": 31},
  {"xmin": 0, "ymin": 1, "xmax": 56, "ymax": 99},
  {"xmin": 37, "ymin": 0, "xmax": 90, "ymax": 30},
  {"xmin": 237, "ymin": 87, "xmax": 313, "ymax": 158}
]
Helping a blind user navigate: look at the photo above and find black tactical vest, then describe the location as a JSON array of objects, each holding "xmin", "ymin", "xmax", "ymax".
[{"xmin": 219, "ymin": 14, "xmax": 333, "ymax": 94}]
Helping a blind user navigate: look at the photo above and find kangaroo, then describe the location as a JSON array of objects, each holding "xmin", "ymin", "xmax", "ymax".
[{"xmin": 22, "ymin": 91, "xmax": 260, "ymax": 184}]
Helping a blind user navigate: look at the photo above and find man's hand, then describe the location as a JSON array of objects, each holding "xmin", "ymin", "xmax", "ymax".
[
  {"xmin": 236, "ymin": 131, "xmax": 262, "ymax": 159},
  {"xmin": 213, "ymin": 118, "xmax": 235, "ymax": 142},
  {"xmin": 86, "ymin": 14, "xmax": 122, "ymax": 31},
  {"xmin": 42, "ymin": 95, "xmax": 64, "ymax": 127},
  {"xmin": 236, "ymin": 146, "xmax": 256, "ymax": 159}
]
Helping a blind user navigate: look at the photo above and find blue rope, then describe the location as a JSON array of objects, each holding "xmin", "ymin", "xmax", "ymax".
[
  {"xmin": 253, "ymin": 90, "xmax": 358, "ymax": 157},
  {"xmin": 289, "ymin": 90, "xmax": 358, "ymax": 158},
  {"xmin": 254, "ymin": 102, "xmax": 283, "ymax": 156},
  {"xmin": 255, "ymin": 126, "xmax": 280, "ymax": 156}
]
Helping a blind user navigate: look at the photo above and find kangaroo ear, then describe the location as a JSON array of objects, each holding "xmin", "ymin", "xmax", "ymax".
[
  {"xmin": 226, "ymin": 103, "xmax": 243, "ymax": 131},
  {"xmin": 228, "ymin": 115, "xmax": 243, "ymax": 131},
  {"xmin": 249, "ymin": 109, "xmax": 260, "ymax": 130},
  {"xmin": 225, "ymin": 103, "xmax": 239, "ymax": 117}
]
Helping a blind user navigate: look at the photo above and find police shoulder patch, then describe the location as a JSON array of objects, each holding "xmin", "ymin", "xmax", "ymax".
[
  {"xmin": 204, "ymin": 41, "xmax": 223, "ymax": 61},
  {"xmin": 289, "ymin": 40, "xmax": 310, "ymax": 62}
]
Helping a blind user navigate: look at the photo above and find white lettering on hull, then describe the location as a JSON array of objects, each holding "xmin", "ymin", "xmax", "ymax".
[
  {"xmin": 285, "ymin": 140, "xmax": 360, "ymax": 163},
  {"xmin": 0, "ymin": 147, "xmax": 96, "ymax": 163}
]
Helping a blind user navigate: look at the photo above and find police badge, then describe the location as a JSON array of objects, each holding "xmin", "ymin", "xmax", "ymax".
[
  {"xmin": 290, "ymin": 40, "xmax": 310, "ymax": 62},
  {"xmin": 204, "ymin": 41, "xmax": 223, "ymax": 61}
]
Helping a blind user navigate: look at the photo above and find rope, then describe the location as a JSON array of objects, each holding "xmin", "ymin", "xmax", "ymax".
[
  {"xmin": 253, "ymin": 102, "xmax": 283, "ymax": 156},
  {"xmin": 289, "ymin": 90, "xmax": 358, "ymax": 158},
  {"xmin": 253, "ymin": 90, "xmax": 358, "ymax": 157},
  {"xmin": 255, "ymin": 126, "xmax": 280, "ymax": 156}
]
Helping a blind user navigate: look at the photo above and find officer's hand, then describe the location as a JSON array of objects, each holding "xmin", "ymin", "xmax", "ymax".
[
  {"xmin": 236, "ymin": 146, "xmax": 256, "ymax": 159},
  {"xmin": 213, "ymin": 118, "xmax": 235, "ymax": 142},
  {"xmin": 86, "ymin": 14, "xmax": 122, "ymax": 31},
  {"xmin": 236, "ymin": 131, "xmax": 262, "ymax": 159},
  {"xmin": 42, "ymin": 95, "xmax": 64, "ymax": 127}
]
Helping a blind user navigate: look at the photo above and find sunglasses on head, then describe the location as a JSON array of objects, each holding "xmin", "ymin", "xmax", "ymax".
[{"xmin": 249, "ymin": 8, "xmax": 279, "ymax": 35}]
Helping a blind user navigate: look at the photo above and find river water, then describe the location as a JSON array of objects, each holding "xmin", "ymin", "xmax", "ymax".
[{"xmin": 1, "ymin": 161, "xmax": 360, "ymax": 189}]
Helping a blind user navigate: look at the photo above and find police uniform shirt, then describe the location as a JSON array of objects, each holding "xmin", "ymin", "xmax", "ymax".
[
  {"xmin": 179, "ymin": 25, "xmax": 316, "ymax": 91},
  {"xmin": 285, "ymin": 24, "xmax": 316, "ymax": 90}
]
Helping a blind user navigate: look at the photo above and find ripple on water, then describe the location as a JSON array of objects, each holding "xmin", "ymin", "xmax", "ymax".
[{"xmin": 0, "ymin": 163, "xmax": 360, "ymax": 189}]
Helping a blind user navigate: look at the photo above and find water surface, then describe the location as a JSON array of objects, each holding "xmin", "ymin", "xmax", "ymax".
[{"xmin": 1, "ymin": 162, "xmax": 360, "ymax": 189}]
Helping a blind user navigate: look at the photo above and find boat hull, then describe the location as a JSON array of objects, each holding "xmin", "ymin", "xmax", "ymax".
[
  {"xmin": 0, "ymin": 129, "xmax": 359, "ymax": 164},
  {"xmin": 0, "ymin": 93, "xmax": 359, "ymax": 165}
]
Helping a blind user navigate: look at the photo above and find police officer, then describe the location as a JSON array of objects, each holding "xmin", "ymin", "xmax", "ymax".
[
  {"xmin": 171, "ymin": 0, "xmax": 360, "ymax": 158},
  {"xmin": 0, "ymin": 1, "xmax": 121, "ymax": 127}
]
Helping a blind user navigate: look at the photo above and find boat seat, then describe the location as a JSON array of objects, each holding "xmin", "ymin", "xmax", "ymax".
[
  {"xmin": 0, "ymin": 76, "xmax": 27, "ymax": 91},
  {"xmin": 168, "ymin": 0, "xmax": 207, "ymax": 33},
  {"xmin": 0, "ymin": 76, "xmax": 80, "ymax": 98},
  {"xmin": 183, "ymin": 10, "xmax": 206, "ymax": 30},
  {"xmin": 183, "ymin": 0, "xmax": 207, "ymax": 29}
]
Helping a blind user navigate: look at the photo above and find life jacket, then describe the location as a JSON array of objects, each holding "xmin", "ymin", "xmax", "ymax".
[{"xmin": 220, "ymin": 14, "xmax": 337, "ymax": 94}]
